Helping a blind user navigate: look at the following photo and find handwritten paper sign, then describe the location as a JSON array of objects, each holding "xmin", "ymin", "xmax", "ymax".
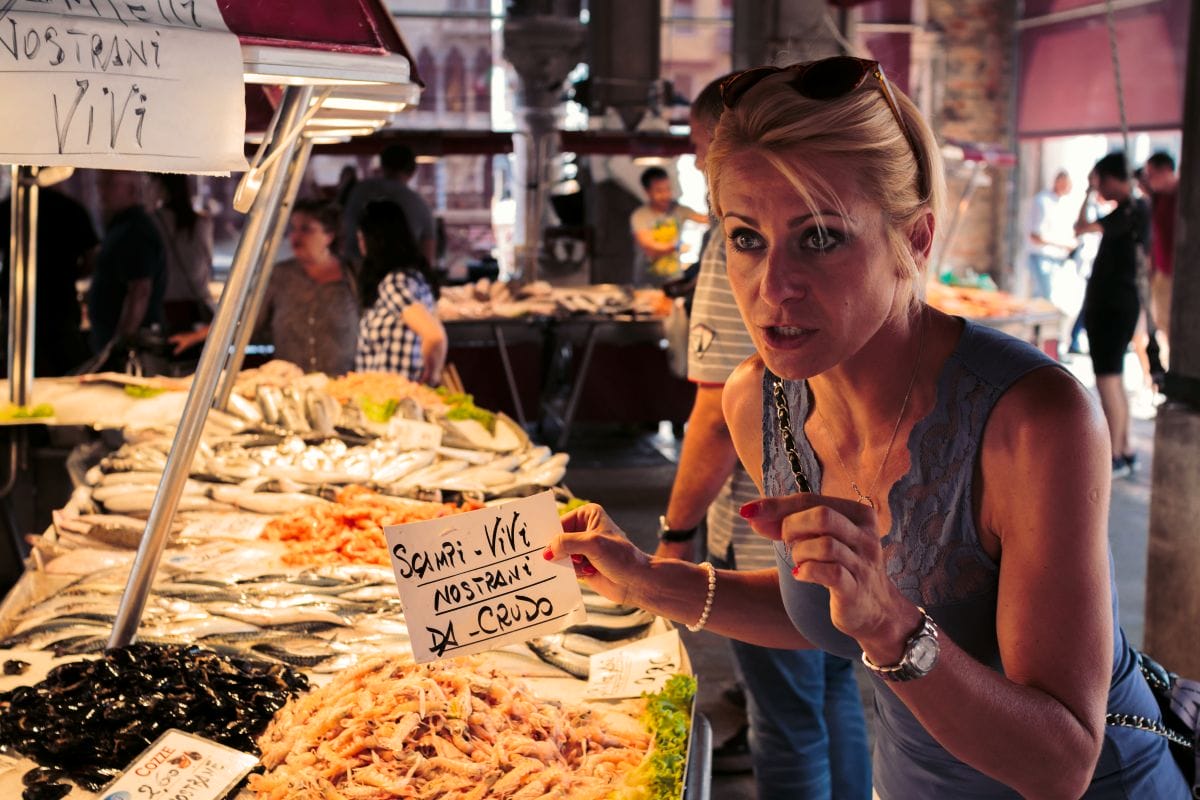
[
  {"xmin": 384, "ymin": 491, "xmax": 586, "ymax": 663},
  {"xmin": 0, "ymin": 0, "xmax": 247, "ymax": 174},
  {"xmin": 585, "ymin": 630, "xmax": 684, "ymax": 699},
  {"xmin": 99, "ymin": 728, "xmax": 258, "ymax": 800}
]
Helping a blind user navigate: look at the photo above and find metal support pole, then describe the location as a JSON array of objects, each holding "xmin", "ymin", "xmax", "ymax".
[
  {"xmin": 214, "ymin": 137, "xmax": 315, "ymax": 410},
  {"xmin": 108, "ymin": 85, "xmax": 315, "ymax": 648},
  {"xmin": 8, "ymin": 165, "xmax": 37, "ymax": 406}
]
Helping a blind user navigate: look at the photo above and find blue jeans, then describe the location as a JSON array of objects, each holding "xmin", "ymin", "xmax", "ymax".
[
  {"xmin": 715, "ymin": 553, "xmax": 872, "ymax": 799},
  {"xmin": 1028, "ymin": 253, "xmax": 1061, "ymax": 300}
]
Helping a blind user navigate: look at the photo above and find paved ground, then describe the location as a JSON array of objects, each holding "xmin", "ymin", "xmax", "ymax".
[{"xmin": 560, "ymin": 351, "xmax": 1160, "ymax": 799}]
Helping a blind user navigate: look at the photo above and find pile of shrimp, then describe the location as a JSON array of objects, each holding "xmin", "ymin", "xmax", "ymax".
[
  {"xmin": 261, "ymin": 486, "xmax": 481, "ymax": 567},
  {"xmin": 325, "ymin": 371, "xmax": 447, "ymax": 411},
  {"xmin": 249, "ymin": 655, "xmax": 652, "ymax": 800}
]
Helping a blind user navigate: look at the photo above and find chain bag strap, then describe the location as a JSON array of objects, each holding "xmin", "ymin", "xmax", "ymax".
[
  {"xmin": 770, "ymin": 374, "xmax": 812, "ymax": 493},
  {"xmin": 1105, "ymin": 651, "xmax": 1199, "ymax": 793}
]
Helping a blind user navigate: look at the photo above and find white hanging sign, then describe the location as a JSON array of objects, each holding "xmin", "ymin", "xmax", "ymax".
[
  {"xmin": 384, "ymin": 491, "xmax": 587, "ymax": 663},
  {"xmin": 0, "ymin": 0, "xmax": 247, "ymax": 174}
]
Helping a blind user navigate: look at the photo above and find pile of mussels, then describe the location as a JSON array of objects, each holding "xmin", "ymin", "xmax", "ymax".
[{"xmin": 0, "ymin": 643, "xmax": 308, "ymax": 796}]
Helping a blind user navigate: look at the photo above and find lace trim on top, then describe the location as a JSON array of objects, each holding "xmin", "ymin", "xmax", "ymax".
[{"xmin": 763, "ymin": 320, "xmax": 1060, "ymax": 609}]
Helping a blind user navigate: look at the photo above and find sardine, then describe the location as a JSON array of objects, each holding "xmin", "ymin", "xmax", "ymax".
[
  {"xmin": 526, "ymin": 638, "xmax": 591, "ymax": 678},
  {"xmin": 305, "ymin": 388, "xmax": 339, "ymax": 436},
  {"xmin": 564, "ymin": 609, "xmax": 655, "ymax": 641},
  {"xmin": 256, "ymin": 384, "xmax": 284, "ymax": 426},
  {"xmin": 226, "ymin": 391, "xmax": 265, "ymax": 425},
  {"xmin": 280, "ymin": 388, "xmax": 311, "ymax": 432}
]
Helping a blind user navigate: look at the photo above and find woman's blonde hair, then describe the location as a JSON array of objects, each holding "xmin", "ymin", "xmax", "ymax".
[{"xmin": 706, "ymin": 66, "xmax": 945, "ymax": 312}]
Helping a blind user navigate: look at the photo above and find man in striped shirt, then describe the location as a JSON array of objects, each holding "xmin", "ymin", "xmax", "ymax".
[{"xmin": 656, "ymin": 75, "xmax": 870, "ymax": 799}]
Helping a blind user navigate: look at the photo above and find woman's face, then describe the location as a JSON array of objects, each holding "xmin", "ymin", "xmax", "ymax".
[
  {"xmin": 718, "ymin": 149, "xmax": 910, "ymax": 380},
  {"xmin": 288, "ymin": 212, "xmax": 334, "ymax": 262}
]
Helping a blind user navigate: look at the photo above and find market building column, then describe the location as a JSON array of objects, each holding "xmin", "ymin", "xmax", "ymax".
[
  {"xmin": 502, "ymin": 1, "xmax": 586, "ymax": 284},
  {"xmin": 1143, "ymin": 1, "xmax": 1200, "ymax": 678}
]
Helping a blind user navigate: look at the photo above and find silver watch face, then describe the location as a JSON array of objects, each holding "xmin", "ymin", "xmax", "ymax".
[{"xmin": 909, "ymin": 634, "xmax": 939, "ymax": 673}]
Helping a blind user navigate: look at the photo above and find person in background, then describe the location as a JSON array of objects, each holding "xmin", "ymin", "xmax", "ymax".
[
  {"xmin": 1075, "ymin": 153, "xmax": 1149, "ymax": 477},
  {"xmin": 341, "ymin": 144, "xmax": 436, "ymax": 269},
  {"xmin": 1142, "ymin": 151, "xmax": 1178, "ymax": 371},
  {"xmin": 148, "ymin": 173, "xmax": 214, "ymax": 351},
  {"xmin": 550, "ymin": 58, "xmax": 1186, "ymax": 798},
  {"xmin": 174, "ymin": 200, "xmax": 359, "ymax": 375},
  {"xmin": 0, "ymin": 182, "xmax": 97, "ymax": 376},
  {"xmin": 1026, "ymin": 169, "xmax": 1077, "ymax": 301},
  {"xmin": 354, "ymin": 200, "xmax": 447, "ymax": 385},
  {"xmin": 630, "ymin": 166, "xmax": 708, "ymax": 287},
  {"xmin": 655, "ymin": 73, "xmax": 870, "ymax": 798},
  {"xmin": 334, "ymin": 164, "xmax": 359, "ymax": 208},
  {"xmin": 88, "ymin": 170, "xmax": 166, "ymax": 363}
]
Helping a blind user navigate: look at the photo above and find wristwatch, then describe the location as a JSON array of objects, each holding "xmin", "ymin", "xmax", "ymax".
[
  {"xmin": 657, "ymin": 515, "xmax": 699, "ymax": 543},
  {"xmin": 861, "ymin": 607, "xmax": 940, "ymax": 682}
]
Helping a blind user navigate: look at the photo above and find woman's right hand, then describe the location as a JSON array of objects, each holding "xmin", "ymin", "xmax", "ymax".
[{"xmin": 546, "ymin": 503, "xmax": 652, "ymax": 606}]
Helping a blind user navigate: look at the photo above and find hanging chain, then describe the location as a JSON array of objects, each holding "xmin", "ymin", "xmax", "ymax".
[{"xmin": 1104, "ymin": 0, "xmax": 1131, "ymax": 156}]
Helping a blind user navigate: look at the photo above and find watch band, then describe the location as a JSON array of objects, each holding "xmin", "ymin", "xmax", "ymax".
[
  {"xmin": 657, "ymin": 515, "xmax": 698, "ymax": 542},
  {"xmin": 861, "ymin": 607, "xmax": 940, "ymax": 682}
]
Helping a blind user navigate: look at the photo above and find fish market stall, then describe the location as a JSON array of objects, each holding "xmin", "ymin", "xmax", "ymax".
[
  {"xmin": 0, "ymin": 365, "xmax": 707, "ymax": 799},
  {"xmin": 438, "ymin": 281, "xmax": 693, "ymax": 444}
]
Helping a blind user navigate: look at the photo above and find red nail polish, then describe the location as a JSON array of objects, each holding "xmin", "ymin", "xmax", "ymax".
[
  {"xmin": 571, "ymin": 554, "xmax": 583, "ymax": 563},
  {"xmin": 542, "ymin": 548, "xmax": 554, "ymax": 560},
  {"xmin": 791, "ymin": 566, "xmax": 801, "ymax": 578},
  {"xmin": 579, "ymin": 565, "xmax": 597, "ymax": 576},
  {"xmin": 739, "ymin": 502, "xmax": 759, "ymax": 519}
]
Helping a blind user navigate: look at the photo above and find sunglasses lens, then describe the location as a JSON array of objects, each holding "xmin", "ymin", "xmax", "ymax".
[
  {"xmin": 792, "ymin": 56, "xmax": 871, "ymax": 100},
  {"xmin": 722, "ymin": 67, "xmax": 778, "ymax": 108}
]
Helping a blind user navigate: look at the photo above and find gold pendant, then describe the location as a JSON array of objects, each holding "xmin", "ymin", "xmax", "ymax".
[{"xmin": 858, "ymin": 496, "xmax": 875, "ymax": 509}]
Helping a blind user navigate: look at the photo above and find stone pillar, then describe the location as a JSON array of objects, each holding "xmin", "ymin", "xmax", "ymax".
[
  {"xmin": 732, "ymin": 0, "xmax": 839, "ymax": 69},
  {"xmin": 502, "ymin": 1, "xmax": 585, "ymax": 283},
  {"xmin": 1143, "ymin": 0, "xmax": 1200, "ymax": 677}
]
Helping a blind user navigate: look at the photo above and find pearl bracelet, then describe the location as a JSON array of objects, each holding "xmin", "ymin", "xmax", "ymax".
[{"xmin": 686, "ymin": 561, "xmax": 717, "ymax": 633}]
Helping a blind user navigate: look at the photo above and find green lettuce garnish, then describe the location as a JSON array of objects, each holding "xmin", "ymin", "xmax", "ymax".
[
  {"xmin": 614, "ymin": 674, "xmax": 697, "ymax": 800},
  {"xmin": 360, "ymin": 396, "xmax": 400, "ymax": 423},
  {"xmin": 0, "ymin": 403, "xmax": 54, "ymax": 420},
  {"xmin": 437, "ymin": 388, "xmax": 496, "ymax": 434},
  {"xmin": 123, "ymin": 384, "xmax": 165, "ymax": 399}
]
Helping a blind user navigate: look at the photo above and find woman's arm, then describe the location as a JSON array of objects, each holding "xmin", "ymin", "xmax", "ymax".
[
  {"xmin": 400, "ymin": 302, "xmax": 447, "ymax": 385},
  {"xmin": 550, "ymin": 504, "xmax": 812, "ymax": 650},
  {"xmin": 901, "ymin": 367, "xmax": 1111, "ymax": 797}
]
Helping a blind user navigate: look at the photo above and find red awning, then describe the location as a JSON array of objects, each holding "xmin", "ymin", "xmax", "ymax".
[
  {"xmin": 1017, "ymin": 0, "xmax": 1190, "ymax": 138},
  {"xmin": 218, "ymin": 0, "xmax": 418, "ymax": 78}
]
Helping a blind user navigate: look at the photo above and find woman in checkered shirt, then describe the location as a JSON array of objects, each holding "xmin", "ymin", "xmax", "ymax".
[{"xmin": 353, "ymin": 200, "xmax": 447, "ymax": 384}]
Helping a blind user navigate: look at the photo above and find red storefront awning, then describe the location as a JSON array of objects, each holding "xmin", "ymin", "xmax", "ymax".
[{"xmin": 1016, "ymin": 0, "xmax": 1190, "ymax": 138}]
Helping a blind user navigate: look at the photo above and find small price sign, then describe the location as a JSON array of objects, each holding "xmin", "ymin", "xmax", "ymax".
[
  {"xmin": 98, "ymin": 729, "xmax": 257, "ymax": 800},
  {"xmin": 585, "ymin": 630, "xmax": 684, "ymax": 699}
]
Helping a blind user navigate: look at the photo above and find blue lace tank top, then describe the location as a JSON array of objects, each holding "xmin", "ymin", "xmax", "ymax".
[{"xmin": 761, "ymin": 319, "xmax": 1187, "ymax": 798}]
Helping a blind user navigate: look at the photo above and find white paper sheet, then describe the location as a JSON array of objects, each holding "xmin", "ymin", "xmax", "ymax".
[
  {"xmin": 384, "ymin": 491, "xmax": 587, "ymax": 664},
  {"xmin": 0, "ymin": 0, "xmax": 247, "ymax": 174}
]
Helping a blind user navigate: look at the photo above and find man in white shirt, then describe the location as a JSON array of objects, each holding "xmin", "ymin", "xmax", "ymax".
[{"xmin": 1027, "ymin": 170, "xmax": 1077, "ymax": 300}]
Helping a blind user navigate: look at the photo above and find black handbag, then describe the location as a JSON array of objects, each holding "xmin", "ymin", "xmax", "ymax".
[{"xmin": 1106, "ymin": 650, "xmax": 1199, "ymax": 795}]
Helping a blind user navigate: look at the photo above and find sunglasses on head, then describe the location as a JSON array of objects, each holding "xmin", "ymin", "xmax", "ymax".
[{"xmin": 719, "ymin": 56, "xmax": 926, "ymax": 199}]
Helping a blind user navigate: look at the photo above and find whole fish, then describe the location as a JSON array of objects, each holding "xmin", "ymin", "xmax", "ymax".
[
  {"xmin": 226, "ymin": 392, "xmax": 265, "ymax": 425},
  {"xmin": 256, "ymin": 384, "xmax": 285, "ymax": 426}
]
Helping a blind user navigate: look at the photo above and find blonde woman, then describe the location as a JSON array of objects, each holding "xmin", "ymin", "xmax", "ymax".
[{"xmin": 547, "ymin": 57, "xmax": 1187, "ymax": 798}]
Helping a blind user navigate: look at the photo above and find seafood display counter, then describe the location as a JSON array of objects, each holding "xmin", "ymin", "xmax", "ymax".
[{"xmin": 0, "ymin": 363, "xmax": 707, "ymax": 800}]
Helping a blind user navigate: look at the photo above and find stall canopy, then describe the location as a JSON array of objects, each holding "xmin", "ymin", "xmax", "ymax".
[{"xmin": 1017, "ymin": 0, "xmax": 1191, "ymax": 138}]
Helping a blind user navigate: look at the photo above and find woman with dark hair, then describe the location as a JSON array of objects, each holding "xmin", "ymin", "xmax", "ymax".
[
  {"xmin": 354, "ymin": 199, "xmax": 446, "ymax": 384},
  {"xmin": 171, "ymin": 198, "xmax": 359, "ymax": 375},
  {"xmin": 149, "ymin": 173, "xmax": 214, "ymax": 339}
]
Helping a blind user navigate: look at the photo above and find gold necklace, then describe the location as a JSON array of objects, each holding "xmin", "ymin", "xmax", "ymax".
[{"xmin": 813, "ymin": 314, "xmax": 927, "ymax": 509}]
